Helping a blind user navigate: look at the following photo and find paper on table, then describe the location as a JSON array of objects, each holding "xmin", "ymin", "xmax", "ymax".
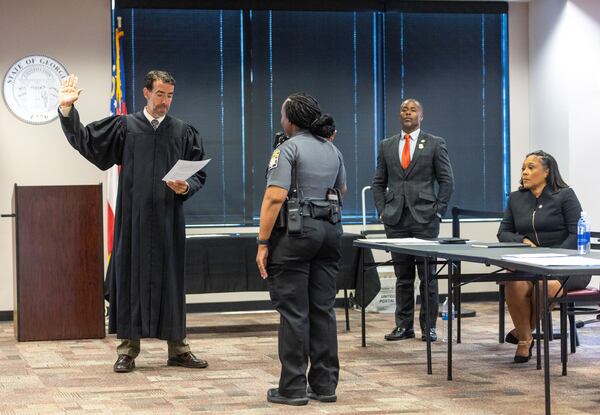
[
  {"xmin": 471, "ymin": 242, "xmax": 530, "ymax": 248},
  {"xmin": 362, "ymin": 238, "xmax": 439, "ymax": 245},
  {"xmin": 502, "ymin": 253, "xmax": 568, "ymax": 259},
  {"xmin": 187, "ymin": 234, "xmax": 231, "ymax": 238},
  {"xmin": 162, "ymin": 159, "xmax": 211, "ymax": 182},
  {"xmin": 502, "ymin": 255, "xmax": 600, "ymax": 267}
]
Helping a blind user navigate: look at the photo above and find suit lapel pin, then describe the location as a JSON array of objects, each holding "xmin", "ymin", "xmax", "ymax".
[
  {"xmin": 418, "ymin": 144, "xmax": 424, "ymax": 149},
  {"xmin": 421, "ymin": 139, "xmax": 426, "ymax": 143}
]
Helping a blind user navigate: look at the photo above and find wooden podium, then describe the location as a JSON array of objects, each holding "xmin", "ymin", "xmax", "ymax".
[{"xmin": 11, "ymin": 185, "xmax": 105, "ymax": 341}]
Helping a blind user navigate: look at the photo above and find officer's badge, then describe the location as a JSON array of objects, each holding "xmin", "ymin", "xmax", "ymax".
[{"xmin": 269, "ymin": 149, "xmax": 281, "ymax": 170}]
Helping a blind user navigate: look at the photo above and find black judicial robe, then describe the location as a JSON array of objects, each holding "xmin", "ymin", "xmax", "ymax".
[{"xmin": 59, "ymin": 107, "xmax": 206, "ymax": 340}]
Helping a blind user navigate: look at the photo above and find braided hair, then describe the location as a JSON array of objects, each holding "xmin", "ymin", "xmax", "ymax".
[
  {"xmin": 284, "ymin": 92, "xmax": 336, "ymax": 139},
  {"xmin": 520, "ymin": 150, "xmax": 569, "ymax": 192}
]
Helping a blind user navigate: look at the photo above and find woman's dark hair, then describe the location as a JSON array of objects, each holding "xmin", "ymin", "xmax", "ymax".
[
  {"xmin": 284, "ymin": 92, "xmax": 336, "ymax": 139},
  {"xmin": 520, "ymin": 150, "xmax": 569, "ymax": 191}
]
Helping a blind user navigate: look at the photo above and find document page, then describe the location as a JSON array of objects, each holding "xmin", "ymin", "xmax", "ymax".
[
  {"xmin": 502, "ymin": 253, "xmax": 568, "ymax": 259},
  {"xmin": 502, "ymin": 254, "xmax": 600, "ymax": 266},
  {"xmin": 162, "ymin": 159, "xmax": 211, "ymax": 182},
  {"xmin": 362, "ymin": 238, "xmax": 439, "ymax": 245}
]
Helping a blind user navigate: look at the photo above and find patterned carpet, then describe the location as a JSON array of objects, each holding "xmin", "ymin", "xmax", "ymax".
[{"xmin": 1, "ymin": 302, "xmax": 600, "ymax": 414}]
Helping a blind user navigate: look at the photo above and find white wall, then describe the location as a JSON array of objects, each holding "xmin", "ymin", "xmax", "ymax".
[
  {"xmin": 529, "ymin": 0, "xmax": 600, "ymax": 223},
  {"xmin": 564, "ymin": 0, "xmax": 600, "ymax": 225},
  {"xmin": 0, "ymin": 1, "xmax": 531, "ymax": 313},
  {"xmin": 528, "ymin": 0, "xmax": 600, "ymax": 288},
  {"xmin": 529, "ymin": 0, "xmax": 570, "ymax": 175},
  {"xmin": 508, "ymin": 2, "xmax": 531, "ymax": 190},
  {"xmin": 0, "ymin": 0, "xmax": 110, "ymax": 312}
]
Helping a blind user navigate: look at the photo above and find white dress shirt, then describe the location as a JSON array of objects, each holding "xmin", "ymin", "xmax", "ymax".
[
  {"xmin": 398, "ymin": 128, "xmax": 420, "ymax": 162},
  {"xmin": 143, "ymin": 107, "xmax": 165, "ymax": 127}
]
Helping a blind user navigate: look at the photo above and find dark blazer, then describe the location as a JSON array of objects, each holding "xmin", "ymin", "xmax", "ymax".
[
  {"xmin": 497, "ymin": 186, "xmax": 582, "ymax": 249},
  {"xmin": 372, "ymin": 131, "xmax": 454, "ymax": 225}
]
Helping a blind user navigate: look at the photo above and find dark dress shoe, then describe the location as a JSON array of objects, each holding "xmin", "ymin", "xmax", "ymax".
[
  {"xmin": 421, "ymin": 328, "xmax": 438, "ymax": 342},
  {"xmin": 514, "ymin": 339, "xmax": 534, "ymax": 364},
  {"xmin": 113, "ymin": 354, "xmax": 135, "ymax": 373},
  {"xmin": 167, "ymin": 351, "xmax": 208, "ymax": 369},
  {"xmin": 307, "ymin": 386, "xmax": 337, "ymax": 402},
  {"xmin": 384, "ymin": 327, "xmax": 415, "ymax": 341},
  {"xmin": 266, "ymin": 388, "xmax": 308, "ymax": 406}
]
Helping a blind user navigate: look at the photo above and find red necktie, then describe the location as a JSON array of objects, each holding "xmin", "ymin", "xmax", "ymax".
[{"xmin": 401, "ymin": 134, "xmax": 411, "ymax": 169}]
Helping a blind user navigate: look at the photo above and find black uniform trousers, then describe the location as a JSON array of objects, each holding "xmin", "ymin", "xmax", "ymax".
[
  {"xmin": 267, "ymin": 217, "xmax": 342, "ymax": 398},
  {"xmin": 384, "ymin": 208, "xmax": 440, "ymax": 331}
]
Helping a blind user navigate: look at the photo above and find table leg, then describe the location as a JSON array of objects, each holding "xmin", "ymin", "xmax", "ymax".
[
  {"xmin": 344, "ymin": 289, "xmax": 350, "ymax": 331},
  {"xmin": 456, "ymin": 262, "xmax": 462, "ymax": 344},
  {"xmin": 542, "ymin": 276, "xmax": 551, "ymax": 415},
  {"xmin": 535, "ymin": 280, "xmax": 542, "ymax": 370},
  {"xmin": 499, "ymin": 284, "xmax": 505, "ymax": 343},
  {"xmin": 447, "ymin": 259, "xmax": 453, "ymax": 381},
  {"xmin": 360, "ymin": 248, "xmax": 366, "ymax": 347},
  {"xmin": 424, "ymin": 256, "xmax": 432, "ymax": 375},
  {"xmin": 560, "ymin": 302, "xmax": 567, "ymax": 376}
]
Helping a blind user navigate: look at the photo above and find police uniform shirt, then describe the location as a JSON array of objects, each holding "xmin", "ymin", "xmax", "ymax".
[{"xmin": 267, "ymin": 130, "xmax": 346, "ymax": 199}]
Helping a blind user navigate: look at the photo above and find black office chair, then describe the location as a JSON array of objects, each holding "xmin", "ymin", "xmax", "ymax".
[{"xmin": 555, "ymin": 231, "xmax": 600, "ymax": 354}]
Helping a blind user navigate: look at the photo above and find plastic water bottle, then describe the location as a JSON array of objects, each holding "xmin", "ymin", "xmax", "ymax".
[
  {"xmin": 577, "ymin": 211, "xmax": 591, "ymax": 255},
  {"xmin": 440, "ymin": 298, "xmax": 456, "ymax": 343}
]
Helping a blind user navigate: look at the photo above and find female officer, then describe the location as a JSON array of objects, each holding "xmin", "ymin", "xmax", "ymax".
[{"xmin": 256, "ymin": 93, "xmax": 347, "ymax": 406}]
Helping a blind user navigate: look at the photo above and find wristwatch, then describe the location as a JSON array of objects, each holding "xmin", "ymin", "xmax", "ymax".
[{"xmin": 256, "ymin": 237, "xmax": 269, "ymax": 245}]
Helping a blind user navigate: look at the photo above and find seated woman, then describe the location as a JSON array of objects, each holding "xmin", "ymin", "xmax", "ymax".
[{"xmin": 497, "ymin": 150, "xmax": 591, "ymax": 363}]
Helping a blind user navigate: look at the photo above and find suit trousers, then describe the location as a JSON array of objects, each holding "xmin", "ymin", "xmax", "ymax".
[
  {"xmin": 384, "ymin": 209, "xmax": 440, "ymax": 330},
  {"xmin": 117, "ymin": 338, "xmax": 191, "ymax": 358},
  {"xmin": 267, "ymin": 218, "xmax": 342, "ymax": 398}
]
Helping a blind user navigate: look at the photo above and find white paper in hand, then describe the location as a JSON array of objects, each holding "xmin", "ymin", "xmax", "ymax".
[{"xmin": 162, "ymin": 159, "xmax": 211, "ymax": 182}]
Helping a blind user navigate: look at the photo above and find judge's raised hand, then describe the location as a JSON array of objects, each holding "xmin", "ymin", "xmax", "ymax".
[
  {"xmin": 59, "ymin": 74, "xmax": 83, "ymax": 108},
  {"xmin": 166, "ymin": 180, "xmax": 189, "ymax": 195}
]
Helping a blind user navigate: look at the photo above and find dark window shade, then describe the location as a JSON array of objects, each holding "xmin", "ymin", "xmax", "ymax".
[
  {"xmin": 115, "ymin": 6, "xmax": 508, "ymax": 225},
  {"xmin": 383, "ymin": 12, "xmax": 508, "ymax": 218},
  {"xmin": 248, "ymin": 11, "xmax": 378, "ymax": 221},
  {"xmin": 119, "ymin": 9, "xmax": 245, "ymax": 224}
]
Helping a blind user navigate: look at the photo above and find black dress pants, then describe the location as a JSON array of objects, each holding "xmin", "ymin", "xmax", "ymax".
[
  {"xmin": 384, "ymin": 209, "xmax": 440, "ymax": 331},
  {"xmin": 267, "ymin": 217, "xmax": 342, "ymax": 398}
]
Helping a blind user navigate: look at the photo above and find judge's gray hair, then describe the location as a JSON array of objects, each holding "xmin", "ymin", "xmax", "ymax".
[{"xmin": 144, "ymin": 70, "xmax": 176, "ymax": 90}]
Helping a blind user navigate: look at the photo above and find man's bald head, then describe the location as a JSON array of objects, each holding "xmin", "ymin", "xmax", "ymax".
[
  {"xmin": 399, "ymin": 98, "xmax": 424, "ymax": 133},
  {"xmin": 400, "ymin": 98, "xmax": 423, "ymax": 112}
]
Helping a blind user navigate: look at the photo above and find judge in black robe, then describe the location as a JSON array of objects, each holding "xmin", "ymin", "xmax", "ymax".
[{"xmin": 58, "ymin": 71, "xmax": 208, "ymax": 372}]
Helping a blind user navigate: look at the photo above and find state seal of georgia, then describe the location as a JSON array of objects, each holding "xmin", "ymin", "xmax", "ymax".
[{"xmin": 3, "ymin": 55, "xmax": 68, "ymax": 124}]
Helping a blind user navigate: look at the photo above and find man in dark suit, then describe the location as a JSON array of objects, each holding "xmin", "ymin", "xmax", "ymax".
[{"xmin": 372, "ymin": 98, "xmax": 454, "ymax": 342}]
